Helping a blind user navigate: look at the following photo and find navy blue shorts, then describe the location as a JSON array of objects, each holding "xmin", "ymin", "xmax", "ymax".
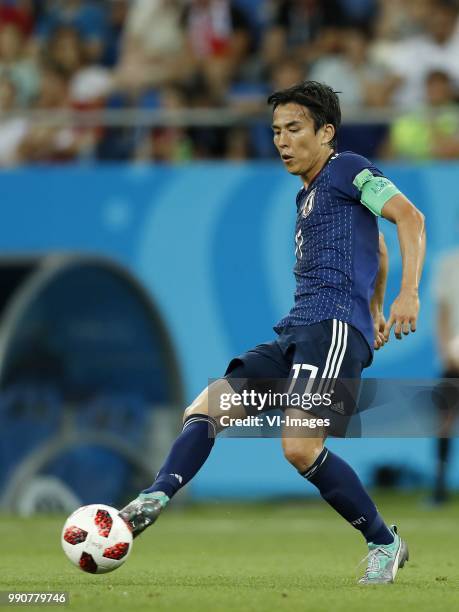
[{"xmin": 224, "ymin": 319, "xmax": 372, "ymax": 436}]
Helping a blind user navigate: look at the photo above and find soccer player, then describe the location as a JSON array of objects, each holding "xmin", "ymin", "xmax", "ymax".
[{"xmin": 121, "ymin": 81, "xmax": 426, "ymax": 584}]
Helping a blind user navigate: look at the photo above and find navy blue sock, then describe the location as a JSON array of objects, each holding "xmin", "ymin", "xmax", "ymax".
[
  {"xmin": 302, "ymin": 448, "xmax": 394, "ymax": 545},
  {"xmin": 142, "ymin": 414, "xmax": 217, "ymax": 499}
]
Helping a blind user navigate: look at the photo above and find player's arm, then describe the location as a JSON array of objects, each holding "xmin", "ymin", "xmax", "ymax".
[
  {"xmin": 380, "ymin": 194, "xmax": 425, "ymax": 340},
  {"xmin": 371, "ymin": 232, "xmax": 388, "ymax": 350},
  {"xmin": 352, "ymin": 168, "xmax": 425, "ymax": 340}
]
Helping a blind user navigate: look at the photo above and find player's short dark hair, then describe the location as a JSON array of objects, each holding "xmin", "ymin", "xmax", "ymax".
[{"xmin": 267, "ymin": 81, "xmax": 341, "ymax": 149}]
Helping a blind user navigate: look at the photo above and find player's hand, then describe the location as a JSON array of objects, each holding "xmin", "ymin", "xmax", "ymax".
[
  {"xmin": 371, "ymin": 307, "xmax": 386, "ymax": 350},
  {"xmin": 384, "ymin": 288, "xmax": 419, "ymax": 340}
]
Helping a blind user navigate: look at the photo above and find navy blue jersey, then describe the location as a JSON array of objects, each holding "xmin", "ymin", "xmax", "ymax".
[{"xmin": 275, "ymin": 151, "xmax": 383, "ymax": 352}]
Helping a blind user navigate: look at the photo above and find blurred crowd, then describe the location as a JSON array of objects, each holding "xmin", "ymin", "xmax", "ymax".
[{"xmin": 0, "ymin": 0, "xmax": 458, "ymax": 164}]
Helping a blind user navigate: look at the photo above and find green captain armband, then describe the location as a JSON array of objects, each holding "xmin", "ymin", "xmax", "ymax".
[{"xmin": 352, "ymin": 168, "xmax": 401, "ymax": 216}]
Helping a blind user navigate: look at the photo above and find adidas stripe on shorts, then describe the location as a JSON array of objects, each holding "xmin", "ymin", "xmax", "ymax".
[{"xmin": 224, "ymin": 319, "xmax": 372, "ymax": 437}]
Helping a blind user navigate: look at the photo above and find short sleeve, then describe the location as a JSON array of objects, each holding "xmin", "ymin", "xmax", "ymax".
[{"xmin": 331, "ymin": 152, "xmax": 384, "ymax": 202}]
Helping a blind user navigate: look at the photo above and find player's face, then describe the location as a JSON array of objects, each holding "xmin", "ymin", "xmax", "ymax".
[{"xmin": 272, "ymin": 103, "xmax": 333, "ymax": 180}]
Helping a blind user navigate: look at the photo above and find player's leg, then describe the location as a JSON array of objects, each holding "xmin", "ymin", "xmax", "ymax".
[
  {"xmin": 119, "ymin": 378, "xmax": 245, "ymax": 537},
  {"xmin": 282, "ymin": 415, "xmax": 409, "ymax": 584},
  {"xmin": 141, "ymin": 379, "xmax": 247, "ymax": 494},
  {"xmin": 282, "ymin": 419, "xmax": 395, "ymax": 545},
  {"xmin": 144, "ymin": 341, "xmax": 289, "ymax": 507},
  {"xmin": 120, "ymin": 341, "xmax": 290, "ymax": 537},
  {"xmin": 279, "ymin": 320, "xmax": 408, "ymax": 583}
]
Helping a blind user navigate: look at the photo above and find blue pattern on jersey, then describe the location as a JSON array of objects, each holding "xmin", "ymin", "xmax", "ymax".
[{"xmin": 274, "ymin": 151, "xmax": 382, "ymax": 352}]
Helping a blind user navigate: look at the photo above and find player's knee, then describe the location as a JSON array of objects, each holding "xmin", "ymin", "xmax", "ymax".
[
  {"xmin": 282, "ymin": 438, "xmax": 324, "ymax": 472},
  {"xmin": 183, "ymin": 392, "xmax": 209, "ymax": 423},
  {"xmin": 183, "ymin": 403, "xmax": 208, "ymax": 423}
]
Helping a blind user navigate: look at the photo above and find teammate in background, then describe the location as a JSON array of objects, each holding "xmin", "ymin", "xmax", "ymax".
[
  {"xmin": 121, "ymin": 82, "xmax": 426, "ymax": 584},
  {"xmin": 433, "ymin": 249, "xmax": 459, "ymax": 503}
]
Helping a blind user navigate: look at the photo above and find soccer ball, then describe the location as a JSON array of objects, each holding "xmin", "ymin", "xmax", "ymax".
[{"xmin": 61, "ymin": 504, "xmax": 133, "ymax": 574}]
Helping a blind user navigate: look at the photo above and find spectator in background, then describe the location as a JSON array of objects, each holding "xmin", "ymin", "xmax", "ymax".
[
  {"xmin": 431, "ymin": 244, "xmax": 459, "ymax": 504},
  {"xmin": 46, "ymin": 26, "xmax": 112, "ymax": 108},
  {"xmin": 181, "ymin": 0, "xmax": 252, "ymax": 103},
  {"xmin": 2, "ymin": 0, "xmax": 459, "ymax": 163},
  {"xmin": 270, "ymin": 55, "xmax": 305, "ymax": 91},
  {"xmin": 227, "ymin": 56, "xmax": 306, "ymax": 160},
  {"xmin": 0, "ymin": 0, "xmax": 34, "ymax": 36},
  {"xmin": 115, "ymin": 0, "xmax": 185, "ymax": 95},
  {"xmin": 0, "ymin": 22, "xmax": 39, "ymax": 106},
  {"xmin": 380, "ymin": 0, "xmax": 459, "ymax": 108},
  {"xmin": 135, "ymin": 86, "xmax": 194, "ymax": 163},
  {"xmin": 336, "ymin": 0, "xmax": 377, "ymax": 29},
  {"xmin": 46, "ymin": 25, "xmax": 84, "ymax": 80},
  {"xmin": 381, "ymin": 70, "xmax": 459, "ymax": 160},
  {"xmin": 0, "ymin": 75, "xmax": 28, "ymax": 165},
  {"xmin": 100, "ymin": 0, "xmax": 128, "ymax": 68},
  {"xmin": 267, "ymin": 0, "xmax": 346, "ymax": 48},
  {"xmin": 36, "ymin": 0, "xmax": 108, "ymax": 64},
  {"xmin": 18, "ymin": 66, "xmax": 93, "ymax": 162},
  {"xmin": 260, "ymin": 0, "xmax": 346, "ymax": 77},
  {"xmin": 225, "ymin": 125, "xmax": 252, "ymax": 160},
  {"xmin": 373, "ymin": 0, "xmax": 434, "ymax": 44},
  {"xmin": 308, "ymin": 27, "xmax": 398, "ymax": 108}
]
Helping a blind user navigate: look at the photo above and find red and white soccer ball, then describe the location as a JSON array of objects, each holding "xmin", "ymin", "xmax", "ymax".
[{"xmin": 61, "ymin": 504, "xmax": 133, "ymax": 574}]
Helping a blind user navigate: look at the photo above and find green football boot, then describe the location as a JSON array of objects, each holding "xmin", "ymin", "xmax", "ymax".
[
  {"xmin": 358, "ymin": 525, "xmax": 409, "ymax": 584},
  {"xmin": 119, "ymin": 492, "xmax": 170, "ymax": 538}
]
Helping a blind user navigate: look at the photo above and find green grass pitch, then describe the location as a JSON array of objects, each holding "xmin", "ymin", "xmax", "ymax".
[{"xmin": 1, "ymin": 492, "xmax": 458, "ymax": 612}]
